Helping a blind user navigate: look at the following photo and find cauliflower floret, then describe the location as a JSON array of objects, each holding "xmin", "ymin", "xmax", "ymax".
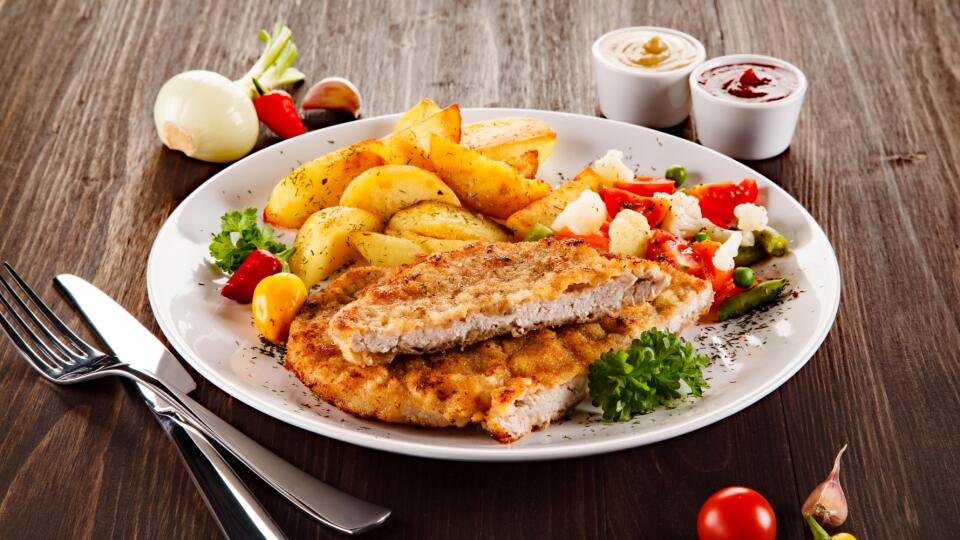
[
  {"xmin": 734, "ymin": 203, "xmax": 768, "ymax": 232},
  {"xmin": 657, "ymin": 192, "xmax": 756, "ymax": 246},
  {"xmin": 608, "ymin": 209, "xmax": 651, "ymax": 257},
  {"xmin": 551, "ymin": 190, "xmax": 607, "ymax": 235},
  {"xmin": 593, "ymin": 149, "xmax": 633, "ymax": 184},
  {"xmin": 654, "ymin": 191, "xmax": 704, "ymax": 238},
  {"xmin": 712, "ymin": 231, "xmax": 743, "ymax": 271}
]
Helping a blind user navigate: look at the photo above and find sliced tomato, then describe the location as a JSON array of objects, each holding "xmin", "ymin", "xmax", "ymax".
[
  {"xmin": 614, "ymin": 178, "xmax": 675, "ymax": 197},
  {"xmin": 644, "ymin": 230, "xmax": 702, "ymax": 271},
  {"xmin": 686, "ymin": 179, "xmax": 759, "ymax": 228},
  {"xmin": 599, "ymin": 187, "xmax": 670, "ymax": 226},
  {"xmin": 554, "ymin": 228, "xmax": 610, "ymax": 250}
]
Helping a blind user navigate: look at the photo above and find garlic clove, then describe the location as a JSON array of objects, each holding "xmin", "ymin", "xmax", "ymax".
[
  {"xmin": 302, "ymin": 77, "xmax": 362, "ymax": 116},
  {"xmin": 802, "ymin": 444, "xmax": 849, "ymax": 528}
]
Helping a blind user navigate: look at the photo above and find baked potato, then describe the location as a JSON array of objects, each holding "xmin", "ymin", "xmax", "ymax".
[
  {"xmin": 376, "ymin": 105, "xmax": 461, "ymax": 169},
  {"xmin": 504, "ymin": 166, "xmax": 606, "ymax": 239},
  {"xmin": 291, "ymin": 206, "xmax": 383, "ymax": 287},
  {"xmin": 505, "ymin": 150, "xmax": 539, "ymax": 178},
  {"xmin": 427, "ymin": 134, "xmax": 551, "ymax": 219},
  {"xmin": 393, "ymin": 98, "xmax": 441, "ymax": 133},
  {"xmin": 386, "ymin": 201, "xmax": 510, "ymax": 242},
  {"xmin": 348, "ymin": 231, "xmax": 425, "ymax": 267},
  {"xmin": 390, "ymin": 230, "xmax": 474, "ymax": 253},
  {"xmin": 338, "ymin": 164, "xmax": 460, "ymax": 219},
  {"xmin": 264, "ymin": 141, "xmax": 384, "ymax": 229},
  {"xmin": 461, "ymin": 117, "xmax": 557, "ymax": 167}
]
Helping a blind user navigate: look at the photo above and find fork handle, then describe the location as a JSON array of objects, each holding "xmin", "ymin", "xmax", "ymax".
[
  {"xmin": 114, "ymin": 364, "xmax": 391, "ymax": 535},
  {"xmin": 156, "ymin": 411, "xmax": 286, "ymax": 539}
]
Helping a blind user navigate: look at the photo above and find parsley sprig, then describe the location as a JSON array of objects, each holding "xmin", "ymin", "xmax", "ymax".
[
  {"xmin": 208, "ymin": 208, "xmax": 292, "ymax": 273},
  {"xmin": 589, "ymin": 329, "xmax": 711, "ymax": 421}
]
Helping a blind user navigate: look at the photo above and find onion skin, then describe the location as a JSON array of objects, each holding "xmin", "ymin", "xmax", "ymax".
[{"xmin": 153, "ymin": 70, "xmax": 259, "ymax": 163}]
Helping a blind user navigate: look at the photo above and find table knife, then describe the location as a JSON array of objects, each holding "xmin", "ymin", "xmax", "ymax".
[
  {"xmin": 55, "ymin": 278, "xmax": 285, "ymax": 539},
  {"xmin": 54, "ymin": 274, "xmax": 390, "ymax": 535}
]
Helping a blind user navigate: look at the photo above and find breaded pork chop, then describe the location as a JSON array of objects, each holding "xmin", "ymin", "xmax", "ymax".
[
  {"xmin": 327, "ymin": 239, "xmax": 671, "ymax": 365},
  {"xmin": 285, "ymin": 264, "xmax": 712, "ymax": 443}
]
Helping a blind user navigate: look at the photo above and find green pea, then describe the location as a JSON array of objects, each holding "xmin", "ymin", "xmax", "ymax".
[
  {"xmin": 665, "ymin": 165, "xmax": 687, "ymax": 186},
  {"xmin": 733, "ymin": 267, "xmax": 755, "ymax": 288},
  {"xmin": 524, "ymin": 223, "xmax": 554, "ymax": 241},
  {"xmin": 692, "ymin": 231, "xmax": 710, "ymax": 242},
  {"xmin": 718, "ymin": 278, "xmax": 789, "ymax": 321}
]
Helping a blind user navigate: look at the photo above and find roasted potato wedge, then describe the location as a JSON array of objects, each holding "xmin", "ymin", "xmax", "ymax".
[
  {"xmin": 291, "ymin": 207, "xmax": 383, "ymax": 287},
  {"xmin": 505, "ymin": 150, "xmax": 539, "ymax": 178},
  {"xmin": 461, "ymin": 117, "xmax": 557, "ymax": 167},
  {"xmin": 504, "ymin": 166, "xmax": 606, "ymax": 239},
  {"xmin": 386, "ymin": 201, "xmax": 510, "ymax": 242},
  {"xmin": 376, "ymin": 105, "xmax": 461, "ymax": 169},
  {"xmin": 339, "ymin": 165, "xmax": 460, "ymax": 219},
  {"xmin": 427, "ymin": 134, "xmax": 551, "ymax": 219},
  {"xmin": 348, "ymin": 231, "xmax": 424, "ymax": 267},
  {"xmin": 390, "ymin": 230, "xmax": 474, "ymax": 253},
  {"xmin": 393, "ymin": 98, "xmax": 441, "ymax": 133},
  {"xmin": 264, "ymin": 141, "xmax": 384, "ymax": 229}
]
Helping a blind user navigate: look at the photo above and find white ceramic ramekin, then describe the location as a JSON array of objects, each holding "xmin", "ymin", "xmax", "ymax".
[
  {"xmin": 689, "ymin": 54, "xmax": 807, "ymax": 160},
  {"xmin": 592, "ymin": 27, "xmax": 706, "ymax": 128}
]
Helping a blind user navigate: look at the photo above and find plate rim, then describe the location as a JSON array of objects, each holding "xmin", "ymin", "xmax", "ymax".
[{"xmin": 147, "ymin": 107, "xmax": 841, "ymax": 461}]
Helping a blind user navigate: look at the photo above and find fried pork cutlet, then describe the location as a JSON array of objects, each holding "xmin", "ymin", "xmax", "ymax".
[
  {"xmin": 285, "ymin": 264, "xmax": 712, "ymax": 443},
  {"xmin": 327, "ymin": 239, "xmax": 671, "ymax": 365}
]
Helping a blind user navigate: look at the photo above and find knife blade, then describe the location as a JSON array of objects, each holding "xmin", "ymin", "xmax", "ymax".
[
  {"xmin": 54, "ymin": 274, "xmax": 195, "ymax": 393},
  {"xmin": 54, "ymin": 274, "xmax": 285, "ymax": 539}
]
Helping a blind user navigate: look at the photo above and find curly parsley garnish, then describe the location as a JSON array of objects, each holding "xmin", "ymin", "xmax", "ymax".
[
  {"xmin": 208, "ymin": 208, "xmax": 290, "ymax": 273},
  {"xmin": 588, "ymin": 329, "xmax": 711, "ymax": 421}
]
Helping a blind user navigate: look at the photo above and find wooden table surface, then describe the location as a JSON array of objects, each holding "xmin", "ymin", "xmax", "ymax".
[{"xmin": 1, "ymin": 0, "xmax": 957, "ymax": 538}]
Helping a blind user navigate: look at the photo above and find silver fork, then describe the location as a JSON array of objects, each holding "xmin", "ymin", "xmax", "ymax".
[{"xmin": 0, "ymin": 264, "xmax": 390, "ymax": 535}]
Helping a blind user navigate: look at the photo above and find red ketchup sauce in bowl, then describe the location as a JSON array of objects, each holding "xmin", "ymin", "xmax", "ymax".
[{"xmin": 697, "ymin": 63, "xmax": 799, "ymax": 103}]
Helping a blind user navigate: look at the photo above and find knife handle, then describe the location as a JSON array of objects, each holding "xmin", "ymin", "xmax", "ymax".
[
  {"xmin": 156, "ymin": 410, "xmax": 286, "ymax": 539},
  {"xmin": 114, "ymin": 364, "xmax": 391, "ymax": 536}
]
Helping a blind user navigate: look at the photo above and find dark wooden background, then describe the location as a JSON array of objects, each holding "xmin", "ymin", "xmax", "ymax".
[{"xmin": 0, "ymin": 0, "xmax": 957, "ymax": 538}]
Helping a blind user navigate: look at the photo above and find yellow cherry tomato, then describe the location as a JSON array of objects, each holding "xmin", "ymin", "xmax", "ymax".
[
  {"xmin": 832, "ymin": 534, "xmax": 857, "ymax": 540},
  {"xmin": 252, "ymin": 273, "xmax": 307, "ymax": 344}
]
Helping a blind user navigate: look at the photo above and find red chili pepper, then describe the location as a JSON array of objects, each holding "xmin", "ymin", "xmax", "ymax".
[
  {"xmin": 253, "ymin": 89, "xmax": 305, "ymax": 139},
  {"xmin": 220, "ymin": 249, "xmax": 283, "ymax": 303}
]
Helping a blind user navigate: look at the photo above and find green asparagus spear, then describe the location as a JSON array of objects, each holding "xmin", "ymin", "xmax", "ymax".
[
  {"xmin": 756, "ymin": 227, "xmax": 789, "ymax": 256},
  {"xmin": 718, "ymin": 278, "xmax": 789, "ymax": 321},
  {"xmin": 733, "ymin": 244, "xmax": 766, "ymax": 267}
]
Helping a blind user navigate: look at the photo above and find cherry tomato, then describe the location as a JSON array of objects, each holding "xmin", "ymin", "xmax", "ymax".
[
  {"xmin": 697, "ymin": 486, "xmax": 776, "ymax": 540},
  {"xmin": 686, "ymin": 179, "xmax": 759, "ymax": 228},
  {"xmin": 644, "ymin": 230, "xmax": 702, "ymax": 270},
  {"xmin": 690, "ymin": 240, "xmax": 745, "ymax": 306},
  {"xmin": 252, "ymin": 273, "xmax": 307, "ymax": 344},
  {"xmin": 598, "ymin": 187, "xmax": 670, "ymax": 226},
  {"xmin": 614, "ymin": 177, "xmax": 675, "ymax": 197}
]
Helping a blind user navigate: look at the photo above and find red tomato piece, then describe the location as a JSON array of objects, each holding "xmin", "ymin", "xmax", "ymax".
[
  {"xmin": 554, "ymin": 228, "xmax": 610, "ymax": 250},
  {"xmin": 599, "ymin": 187, "xmax": 670, "ymax": 226},
  {"xmin": 644, "ymin": 230, "xmax": 702, "ymax": 271},
  {"xmin": 690, "ymin": 240, "xmax": 745, "ymax": 306},
  {"xmin": 614, "ymin": 178, "xmax": 675, "ymax": 197},
  {"xmin": 686, "ymin": 179, "xmax": 759, "ymax": 228},
  {"xmin": 697, "ymin": 486, "xmax": 776, "ymax": 540}
]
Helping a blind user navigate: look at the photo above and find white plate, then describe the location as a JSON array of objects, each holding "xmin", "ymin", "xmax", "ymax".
[{"xmin": 147, "ymin": 108, "xmax": 840, "ymax": 461}]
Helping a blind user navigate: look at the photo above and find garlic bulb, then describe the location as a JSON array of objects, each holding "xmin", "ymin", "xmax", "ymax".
[{"xmin": 302, "ymin": 77, "xmax": 362, "ymax": 116}]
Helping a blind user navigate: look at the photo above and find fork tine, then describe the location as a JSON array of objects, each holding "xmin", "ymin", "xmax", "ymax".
[
  {"xmin": 1, "ymin": 262, "xmax": 94, "ymax": 358},
  {"xmin": 0, "ymin": 282, "xmax": 74, "ymax": 369},
  {"xmin": 0, "ymin": 301, "xmax": 61, "ymax": 377}
]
